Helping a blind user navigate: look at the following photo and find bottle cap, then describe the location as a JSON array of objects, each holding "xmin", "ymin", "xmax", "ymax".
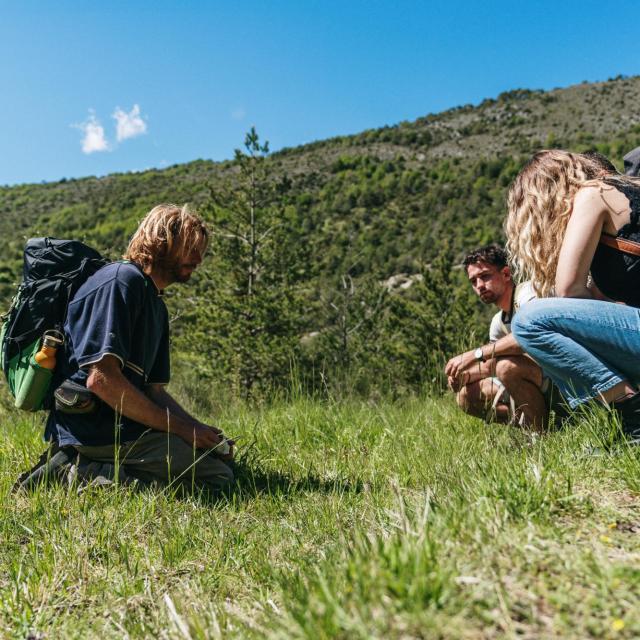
[{"xmin": 43, "ymin": 330, "xmax": 64, "ymax": 348}]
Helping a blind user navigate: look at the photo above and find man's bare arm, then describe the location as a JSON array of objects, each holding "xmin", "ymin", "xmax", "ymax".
[
  {"xmin": 85, "ymin": 355, "xmax": 224, "ymax": 449},
  {"xmin": 478, "ymin": 333, "xmax": 524, "ymax": 361},
  {"xmin": 146, "ymin": 384, "xmax": 235, "ymax": 459},
  {"xmin": 445, "ymin": 333, "xmax": 524, "ymax": 381},
  {"xmin": 145, "ymin": 384, "xmax": 207, "ymax": 425}
]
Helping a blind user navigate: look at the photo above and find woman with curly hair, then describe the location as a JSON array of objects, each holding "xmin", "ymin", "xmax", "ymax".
[{"xmin": 505, "ymin": 149, "xmax": 640, "ymax": 440}]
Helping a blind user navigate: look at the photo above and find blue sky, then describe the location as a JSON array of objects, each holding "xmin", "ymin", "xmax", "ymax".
[{"xmin": 2, "ymin": 0, "xmax": 639, "ymax": 186}]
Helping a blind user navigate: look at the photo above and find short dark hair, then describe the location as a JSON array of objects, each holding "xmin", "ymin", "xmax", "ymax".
[{"xmin": 463, "ymin": 244, "xmax": 508, "ymax": 270}]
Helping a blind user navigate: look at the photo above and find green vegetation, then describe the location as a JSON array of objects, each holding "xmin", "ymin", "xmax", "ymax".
[
  {"xmin": 1, "ymin": 76, "xmax": 640, "ymax": 396},
  {"xmin": 196, "ymin": 128, "xmax": 305, "ymax": 399},
  {"xmin": 2, "ymin": 397, "xmax": 640, "ymax": 638}
]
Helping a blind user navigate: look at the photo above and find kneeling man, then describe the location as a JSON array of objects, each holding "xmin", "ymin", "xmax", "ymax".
[
  {"xmin": 445, "ymin": 245, "xmax": 548, "ymax": 428},
  {"xmin": 19, "ymin": 204, "xmax": 234, "ymax": 493}
]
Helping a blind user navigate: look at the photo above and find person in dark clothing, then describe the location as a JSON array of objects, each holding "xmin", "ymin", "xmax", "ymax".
[
  {"xmin": 505, "ymin": 150, "xmax": 640, "ymax": 442},
  {"xmin": 623, "ymin": 146, "xmax": 640, "ymax": 177},
  {"xmin": 19, "ymin": 204, "xmax": 234, "ymax": 492}
]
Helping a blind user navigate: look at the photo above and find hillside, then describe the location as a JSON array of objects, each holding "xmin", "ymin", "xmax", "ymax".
[
  {"xmin": 2, "ymin": 75, "xmax": 640, "ymax": 394},
  {"xmin": 2, "ymin": 76, "xmax": 639, "ymax": 270}
]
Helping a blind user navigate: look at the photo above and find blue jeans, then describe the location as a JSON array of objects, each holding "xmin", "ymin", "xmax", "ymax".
[{"xmin": 512, "ymin": 298, "xmax": 640, "ymax": 409}]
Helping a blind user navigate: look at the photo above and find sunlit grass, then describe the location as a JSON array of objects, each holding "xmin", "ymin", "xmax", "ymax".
[{"xmin": 0, "ymin": 395, "xmax": 639, "ymax": 638}]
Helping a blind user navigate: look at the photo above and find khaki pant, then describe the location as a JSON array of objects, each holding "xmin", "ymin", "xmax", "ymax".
[{"xmin": 74, "ymin": 430, "xmax": 234, "ymax": 494}]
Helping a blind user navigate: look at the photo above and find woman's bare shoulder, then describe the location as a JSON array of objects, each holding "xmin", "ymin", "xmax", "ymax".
[
  {"xmin": 573, "ymin": 182, "xmax": 610, "ymax": 216},
  {"xmin": 575, "ymin": 180, "xmax": 630, "ymax": 226}
]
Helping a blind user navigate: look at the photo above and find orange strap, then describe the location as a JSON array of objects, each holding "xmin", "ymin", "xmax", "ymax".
[{"xmin": 599, "ymin": 233, "xmax": 640, "ymax": 257}]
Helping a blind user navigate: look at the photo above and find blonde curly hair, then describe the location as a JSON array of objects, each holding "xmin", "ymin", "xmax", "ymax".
[
  {"xmin": 505, "ymin": 150, "xmax": 623, "ymax": 297},
  {"xmin": 124, "ymin": 203, "xmax": 209, "ymax": 272}
]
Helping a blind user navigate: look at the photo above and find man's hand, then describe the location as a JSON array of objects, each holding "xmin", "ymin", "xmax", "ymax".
[
  {"xmin": 445, "ymin": 334, "xmax": 528, "ymax": 393},
  {"xmin": 445, "ymin": 348, "xmax": 493, "ymax": 391},
  {"xmin": 218, "ymin": 442, "xmax": 235, "ymax": 462},
  {"xmin": 445, "ymin": 350, "xmax": 478, "ymax": 381},
  {"xmin": 448, "ymin": 373, "xmax": 468, "ymax": 392},
  {"xmin": 186, "ymin": 423, "xmax": 235, "ymax": 460},
  {"xmin": 187, "ymin": 423, "xmax": 224, "ymax": 449},
  {"xmin": 200, "ymin": 421, "xmax": 235, "ymax": 460}
]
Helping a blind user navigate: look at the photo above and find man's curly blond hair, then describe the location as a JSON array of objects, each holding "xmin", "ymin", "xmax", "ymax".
[
  {"xmin": 505, "ymin": 149, "xmax": 628, "ymax": 297},
  {"xmin": 124, "ymin": 204, "xmax": 209, "ymax": 271}
]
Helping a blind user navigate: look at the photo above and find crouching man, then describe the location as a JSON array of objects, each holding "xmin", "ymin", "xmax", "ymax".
[
  {"xmin": 445, "ymin": 245, "xmax": 549, "ymax": 428},
  {"xmin": 21, "ymin": 204, "xmax": 234, "ymax": 493}
]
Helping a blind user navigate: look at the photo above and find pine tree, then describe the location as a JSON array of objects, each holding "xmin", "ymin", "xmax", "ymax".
[{"xmin": 200, "ymin": 128, "xmax": 303, "ymax": 400}]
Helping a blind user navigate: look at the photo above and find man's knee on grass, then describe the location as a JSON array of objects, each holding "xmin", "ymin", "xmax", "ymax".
[
  {"xmin": 200, "ymin": 456, "xmax": 234, "ymax": 491},
  {"xmin": 72, "ymin": 433, "xmax": 236, "ymax": 493},
  {"xmin": 174, "ymin": 458, "xmax": 234, "ymax": 495},
  {"xmin": 163, "ymin": 435, "xmax": 235, "ymax": 492}
]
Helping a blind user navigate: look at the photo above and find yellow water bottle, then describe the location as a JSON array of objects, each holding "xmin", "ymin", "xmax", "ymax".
[
  {"xmin": 15, "ymin": 331, "xmax": 64, "ymax": 410},
  {"xmin": 34, "ymin": 334, "xmax": 61, "ymax": 369}
]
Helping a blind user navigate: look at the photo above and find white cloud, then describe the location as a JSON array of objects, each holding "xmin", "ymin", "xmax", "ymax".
[
  {"xmin": 231, "ymin": 107, "xmax": 246, "ymax": 121},
  {"xmin": 113, "ymin": 104, "xmax": 148, "ymax": 142},
  {"xmin": 76, "ymin": 111, "xmax": 109, "ymax": 154}
]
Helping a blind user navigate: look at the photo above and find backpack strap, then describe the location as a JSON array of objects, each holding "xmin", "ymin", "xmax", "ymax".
[{"xmin": 599, "ymin": 233, "xmax": 640, "ymax": 257}]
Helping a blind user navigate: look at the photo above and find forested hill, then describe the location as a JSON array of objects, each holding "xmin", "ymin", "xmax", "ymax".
[
  {"xmin": 2, "ymin": 76, "xmax": 640, "ymax": 280},
  {"xmin": 2, "ymin": 75, "xmax": 640, "ymax": 396}
]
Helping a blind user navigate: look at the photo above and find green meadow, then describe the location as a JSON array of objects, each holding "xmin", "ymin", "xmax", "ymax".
[{"xmin": 1, "ymin": 391, "xmax": 639, "ymax": 639}]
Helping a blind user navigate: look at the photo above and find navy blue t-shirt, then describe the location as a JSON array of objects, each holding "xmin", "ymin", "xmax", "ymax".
[{"xmin": 45, "ymin": 262, "xmax": 170, "ymax": 446}]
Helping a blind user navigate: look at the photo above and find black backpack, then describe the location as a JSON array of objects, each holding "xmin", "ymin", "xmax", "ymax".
[
  {"xmin": 624, "ymin": 146, "xmax": 640, "ymax": 177},
  {"xmin": 0, "ymin": 238, "xmax": 109, "ymax": 410}
]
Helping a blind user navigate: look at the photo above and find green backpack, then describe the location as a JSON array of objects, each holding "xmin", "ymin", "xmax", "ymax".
[{"xmin": 0, "ymin": 238, "xmax": 108, "ymax": 411}]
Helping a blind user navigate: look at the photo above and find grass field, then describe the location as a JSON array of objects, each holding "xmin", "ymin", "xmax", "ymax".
[{"xmin": 1, "ymin": 394, "xmax": 640, "ymax": 639}]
